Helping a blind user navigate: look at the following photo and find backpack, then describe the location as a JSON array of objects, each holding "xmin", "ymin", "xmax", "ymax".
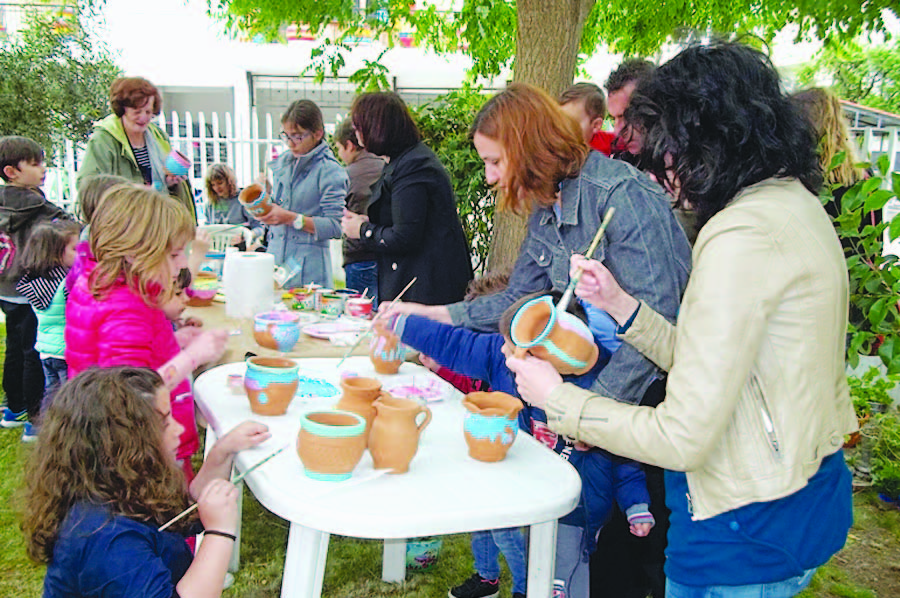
[{"xmin": 0, "ymin": 231, "xmax": 15, "ymax": 276}]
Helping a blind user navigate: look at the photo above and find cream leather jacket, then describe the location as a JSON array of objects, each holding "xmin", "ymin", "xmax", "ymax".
[{"xmin": 545, "ymin": 178, "xmax": 857, "ymax": 520}]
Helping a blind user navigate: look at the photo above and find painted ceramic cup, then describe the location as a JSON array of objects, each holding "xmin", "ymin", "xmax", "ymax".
[
  {"xmin": 509, "ymin": 295, "xmax": 599, "ymax": 376},
  {"xmin": 462, "ymin": 391, "xmax": 524, "ymax": 462},
  {"xmin": 369, "ymin": 320, "xmax": 407, "ymax": 375},
  {"xmin": 244, "ymin": 356, "xmax": 299, "ymax": 416},
  {"xmin": 346, "ymin": 296, "xmax": 374, "ymax": 318},
  {"xmin": 253, "ymin": 311, "xmax": 302, "ymax": 352},
  {"xmin": 185, "ymin": 271, "xmax": 218, "ymax": 307},
  {"xmin": 297, "ymin": 409, "xmax": 367, "ymax": 481},
  {"xmin": 238, "ymin": 183, "xmax": 272, "ymax": 217},
  {"xmin": 165, "ymin": 149, "xmax": 191, "ymax": 177}
]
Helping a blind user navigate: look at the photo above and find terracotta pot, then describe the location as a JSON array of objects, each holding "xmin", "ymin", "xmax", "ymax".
[
  {"xmin": 253, "ymin": 311, "xmax": 302, "ymax": 352},
  {"xmin": 297, "ymin": 410, "xmax": 367, "ymax": 481},
  {"xmin": 244, "ymin": 356, "xmax": 299, "ymax": 416},
  {"xmin": 462, "ymin": 391, "xmax": 524, "ymax": 462},
  {"xmin": 335, "ymin": 376, "xmax": 386, "ymax": 443},
  {"xmin": 239, "ymin": 183, "xmax": 272, "ymax": 217},
  {"xmin": 185, "ymin": 271, "xmax": 218, "ymax": 307},
  {"xmin": 369, "ymin": 394, "xmax": 431, "ymax": 473},
  {"xmin": 509, "ymin": 295, "xmax": 599, "ymax": 375},
  {"xmin": 165, "ymin": 149, "xmax": 191, "ymax": 177},
  {"xmin": 369, "ymin": 320, "xmax": 406, "ymax": 375}
]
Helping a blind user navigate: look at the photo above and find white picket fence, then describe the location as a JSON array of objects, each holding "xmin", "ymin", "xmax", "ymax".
[
  {"xmin": 39, "ymin": 111, "xmax": 900, "ymax": 224},
  {"xmin": 43, "ymin": 109, "xmax": 347, "ymax": 222}
]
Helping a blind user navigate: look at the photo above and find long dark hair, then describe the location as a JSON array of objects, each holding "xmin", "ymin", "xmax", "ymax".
[
  {"xmin": 627, "ymin": 41, "xmax": 821, "ymax": 228},
  {"xmin": 19, "ymin": 220, "xmax": 82, "ymax": 277}
]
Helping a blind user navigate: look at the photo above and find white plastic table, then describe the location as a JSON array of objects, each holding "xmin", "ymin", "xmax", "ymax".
[{"xmin": 193, "ymin": 357, "xmax": 582, "ymax": 598}]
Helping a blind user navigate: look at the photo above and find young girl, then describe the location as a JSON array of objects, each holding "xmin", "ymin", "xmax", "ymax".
[
  {"xmin": 204, "ymin": 163, "xmax": 248, "ymax": 225},
  {"xmin": 15, "ymin": 220, "xmax": 82, "ymax": 433},
  {"xmin": 23, "ymin": 366, "xmax": 270, "ymax": 597},
  {"xmin": 65, "ymin": 185, "xmax": 229, "ymax": 481}
]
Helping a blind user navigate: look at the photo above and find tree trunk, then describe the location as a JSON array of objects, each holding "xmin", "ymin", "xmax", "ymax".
[{"xmin": 486, "ymin": 0, "xmax": 596, "ymax": 273}]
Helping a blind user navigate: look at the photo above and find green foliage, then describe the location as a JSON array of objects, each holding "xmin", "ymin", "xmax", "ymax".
[
  {"xmin": 0, "ymin": 9, "xmax": 120, "ymax": 161},
  {"xmin": 871, "ymin": 411, "xmax": 900, "ymax": 497},
  {"xmin": 799, "ymin": 39, "xmax": 900, "ymax": 115},
  {"xmin": 827, "ymin": 157, "xmax": 900, "ymax": 374},
  {"xmin": 410, "ymin": 87, "xmax": 493, "ymax": 274},
  {"xmin": 849, "ymin": 366, "xmax": 898, "ymax": 419}
]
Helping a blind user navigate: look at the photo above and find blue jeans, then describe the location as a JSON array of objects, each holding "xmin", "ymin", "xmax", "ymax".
[
  {"xmin": 471, "ymin": 528, "xmax": 527, "ymax": 594},
  {"xmin": 666, "ymin": 569, "xmax": 817, "ymax": 598},
  {"xmin": 344, "ymin": 260, "xmax": 378, "ymax": 307},
  {"xmin": 40, "ymin": 357, "xmax": 68, "ymax": 415}
]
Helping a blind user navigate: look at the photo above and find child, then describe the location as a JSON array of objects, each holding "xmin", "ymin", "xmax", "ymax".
[
  {"xmin": 15, "ymin": 220, "xmax": 82, "ymax": 430},
  {"xmin": 165, "ymin": 268, "xmax": 203, "ymax": 332},
  {"xmin": 23, "ymin": 366, "xmax": 270, "ymax": 597},
  {"xmin": 65, "ymin": 185, "xmax": 229, "ymax": 481},
  {"xmin": 387, "ymin": 293, "xmax": 654, "ymax": 598},
  {"xmin": 0, "ymin": 136, "xmax": 70, "ymax": 441},
  {"xmin": 204, "ymin": 163, "xmax": 249, "ymax": 225},
  {"xmin": 335, "ymin": 119, "xmax": 385, "ymax": 304}
]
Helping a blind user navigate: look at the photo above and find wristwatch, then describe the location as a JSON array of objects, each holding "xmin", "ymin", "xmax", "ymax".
[{"xmin": 292, "ymin": 214, "xmax": 305, "ymax": 230}]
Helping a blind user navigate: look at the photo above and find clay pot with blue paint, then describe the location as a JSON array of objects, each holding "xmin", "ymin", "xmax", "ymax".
[
  {"xmin": 164, "ymin": 149, "xmax": 191, "ymax": 177},
  {"xmin": 509, "ymin": 295, "xmax": 599, "ymax": 376},
  {"xmin": 238, "ymin": 183, "xmax": 272, "ymax": 217},
  {"xmin": 462, "ymin": 391, "xmax": 524, "ymax": 462},
  {"xmin": 253, "ymin": 311, "xmax": 302, "ymax": 352},
  {"xmin": 244, "ymin": 356, "xmax": 299, "ymax": 416},
  {"xmin": 297, "ymin": 410, "xmax": 367, "ymax": 481}
]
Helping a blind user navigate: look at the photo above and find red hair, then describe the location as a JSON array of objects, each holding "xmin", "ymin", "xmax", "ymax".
[{"xmin": 109, "ymin": 77, "xmax": 162, "ymax": 117}]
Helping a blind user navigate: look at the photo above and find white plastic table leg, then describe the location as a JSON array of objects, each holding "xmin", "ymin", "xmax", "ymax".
[
  {"xmin": 281, "ymin": 523, "xmax": 330, "ymax": 598},
  {"xmin": 527, "ymin": 520, "xmax": 558, "ymax": 598},
  {"xmin": 382, "ymin": 538, "xmax": 407, "ymax": 583}
]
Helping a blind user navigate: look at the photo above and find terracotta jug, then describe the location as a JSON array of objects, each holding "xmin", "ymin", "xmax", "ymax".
[
  {"xmin": 335, "ymin": 376, "xmax": 386, "ymax": 443},
  {"xmin": 369, "ymin": 395, "xmax": 432, "ymax": 473},
  {"xmin": 462, "ymin": 391, "xmax": 524, "ymax": 462},
  {"xmin": 239, "ymin": 183, "xmax": 272, "ymax": 217},
  {"xmin": 509, "ymin": 295, "xmax": 599, "ymax": 375},
  {"xmin": 369, "ymin": 320, "xmax": 406, "ymax": 375}
]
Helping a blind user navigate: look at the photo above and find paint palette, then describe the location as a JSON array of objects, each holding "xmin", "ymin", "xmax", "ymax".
[
  {"xmin": 301, "ymin": 319, "xmax": 369, "ymax": 340},
  {"xmin": 384, "ymin": 375, "xmax": 454, "ymax": 403}
]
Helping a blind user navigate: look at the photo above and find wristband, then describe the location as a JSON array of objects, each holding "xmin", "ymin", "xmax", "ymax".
[{"xmin": 203, "ymin": 530, "xmax": 236, "ymax": 541}]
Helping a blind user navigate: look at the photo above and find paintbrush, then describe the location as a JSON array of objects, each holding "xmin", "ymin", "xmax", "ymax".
[
  {"xmin": 334, "ymin": 276, "xmax": 417, "ymax": 370},
  {"xmin": 556, "ymin": 207, "xmax": 616, "ymax": 313},
  {"xmin": 158, "ymin": 443, "xmax": 289, "ymax": 532}
]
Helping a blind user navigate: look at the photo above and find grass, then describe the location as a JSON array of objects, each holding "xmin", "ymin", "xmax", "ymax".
[{"xmin": 0, "ymin": 321, "xmax": 898, "ymax": 596}]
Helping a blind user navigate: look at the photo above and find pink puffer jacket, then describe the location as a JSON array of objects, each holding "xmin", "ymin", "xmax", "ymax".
[{"xmin": 66, "ymin": 260, "xmax": 199, "ymax": 460}]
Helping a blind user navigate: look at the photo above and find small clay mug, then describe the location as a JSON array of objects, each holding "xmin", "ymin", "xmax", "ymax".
[
  {"xmin": 462, "ymin": 391, "xmax": 524, "ymax": 462},
  {"xmin": 253, "ymin": 311, "xmax": 302, "ymax": 352},
  {"xmin": 239, "ymin": 183, "xmax": 272, "ymax": 217},
  {"xmin": 297, "ymin": 410, "xmax": 367, "ymax": 481},
  {"xmin": 165, "ymin": 149, "xmax": 191, "ymax": 177},
  {"xmin": 244, "ymin": 356, "xmax": 299, "ymax": 416}
]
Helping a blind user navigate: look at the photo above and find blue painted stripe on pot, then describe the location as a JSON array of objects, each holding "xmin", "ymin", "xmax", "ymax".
[
  {"xmin": 510, "ymin": 295, "xmax": 555, "ymax": 348},
  {"xmin": 303, "ymin": 470, "xmax": 353, "ymax": 481},
  {"xmin": 245, "ymin": 369, "xmax": 298, "ymax": 384},
  {"xmin": 541, "ymin": 339, "xmax": 588, "ymax": 369},
  {"xmin": 300, "ymin": 410, "xmax": 366, "ymax": 437},
  {"xmin": 464, "ymin": 413, "xmax": 518, "ymax": 444}
]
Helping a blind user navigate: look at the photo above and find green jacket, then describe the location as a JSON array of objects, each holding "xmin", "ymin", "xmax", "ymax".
[
  {"xmin": 35, "ymin": 280, "xmax": 66, "ymax": 358},
  {"xmin": 77, "ymin": 114, "xmax": 196, "ymax": 221}
]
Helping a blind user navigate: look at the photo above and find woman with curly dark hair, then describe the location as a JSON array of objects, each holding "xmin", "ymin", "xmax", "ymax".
[
  {"xmin": 23, "ymin": 366, "xmax": 269, "ymax": 597},
  {"xmin": 508, "ymin": 42, "xmax": 856, "ymax": 597}
]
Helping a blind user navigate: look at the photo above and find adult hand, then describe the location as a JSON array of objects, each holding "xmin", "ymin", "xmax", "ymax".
[
  {"xmin": 570, "ymin": 254, "xmax": 638, "ymax": 324},
  {"xmin": 218, "ymin": 421, "xmax": 271, "ymax": 454},
  {"xmin": 255, "ymin": 204, "xmax": 296, "ymax": 226},
  {"xmin": 186, "ymin": 329, "xmax": 228, "ymax": 365},
  {"xmin": 505, "ymin": 353, "xmax": 564, "ymax": 409},
  {"xmin": 341, "ymin": 208, "xmax": 369, "ymax": 239},
  {"xmin": 196, "ymin": 479, "xmax": 239, "ymax": 535},
  {"xmin": 165, "ymin": 174, "xmax": 187, "ymax": 188}
]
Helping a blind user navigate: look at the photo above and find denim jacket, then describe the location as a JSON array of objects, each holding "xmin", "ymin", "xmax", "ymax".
[
  {"xmin": 266, "ymin": 142, "xmax": 348, "ymax": 287},
  {"xmin": 448, "ymin": 152, "xmax": 692, "ymax": 404}
]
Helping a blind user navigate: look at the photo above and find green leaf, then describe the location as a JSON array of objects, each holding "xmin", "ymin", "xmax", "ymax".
[
  {"xmin": 870, "ymin": 297, "xmax": 888, "ymax": 327},
  {"xmin": 864, "ymin": 189, "xmax": 896, "ymax": 214},
  {"xmin": 890, "ymin": 215, "xmax": 900, "ymax": 243},
  {"xmin": 877, "ymin": 153, "xmax": 891, "ymax": 176}
]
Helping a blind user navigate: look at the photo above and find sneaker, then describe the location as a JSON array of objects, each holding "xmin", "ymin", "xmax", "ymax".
[
  {"xmin": 449, "ymin": 574, "xmax": 500, "ymax": 598},
  {"xmin": 21, "ymin": 422, "xmax": 38, "ymax": 443},
  {"xmin": 0, "ymin": 408, "xmax": 27, "ymax": 428}
]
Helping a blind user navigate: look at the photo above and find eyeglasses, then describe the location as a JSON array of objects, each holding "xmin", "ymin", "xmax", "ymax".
[{"xmin": 279, "ymin": 130, "xmax": 313, "ymax": 144}]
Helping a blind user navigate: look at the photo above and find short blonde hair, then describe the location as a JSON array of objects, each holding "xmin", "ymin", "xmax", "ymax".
[{"xmin": 89, "ymin": 185, "xmax": 195, "ymax": 306}]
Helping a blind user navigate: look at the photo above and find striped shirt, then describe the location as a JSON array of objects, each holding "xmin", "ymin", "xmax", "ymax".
[{"xmin": 132, "ymin": 145, "xmax": 152, "ymax": 184}]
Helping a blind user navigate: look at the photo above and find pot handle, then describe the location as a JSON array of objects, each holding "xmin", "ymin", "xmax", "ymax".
[{"xmin": 416, "ymin": 406, "xmax": 432, "ymax": 434}]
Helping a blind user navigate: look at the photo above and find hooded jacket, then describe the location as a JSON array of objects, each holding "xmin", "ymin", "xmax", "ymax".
[
  {"xmin": 0, "ymin": 186, "xmax": 68, "ymax": 297},
  {"xmin": 78, "ymin": 114, "xmax": 196, "ymax": 222}
]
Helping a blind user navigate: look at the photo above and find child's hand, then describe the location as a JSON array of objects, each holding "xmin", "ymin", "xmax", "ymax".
[
  {"xmin": 196, "ymin": 478, "xmax": 239, "ymax": 535},
  {"xmin": 630, "ymin": 522, "xmax": 652, "ymax": 537},
  {"xmin": 505, "ymin": 353, "xmax": 563, "ymax": 409},
  {"xmin": 175, "ymin": 325, "xmax": 204, "ymax": 348},
  {"xmin": 218, "ymin": 421, "xmax": 271, "ymax": 454},
  {"xmin": 419, "ymin": 354, "xmax": 440, "ymax": 373},
  {"xmin": 183, "ymin": 316, "xmax": 203, "ymax": 328},
  {"xmin": 186, "ymin": 329, "xmax": 229, "ymax": 365}
]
